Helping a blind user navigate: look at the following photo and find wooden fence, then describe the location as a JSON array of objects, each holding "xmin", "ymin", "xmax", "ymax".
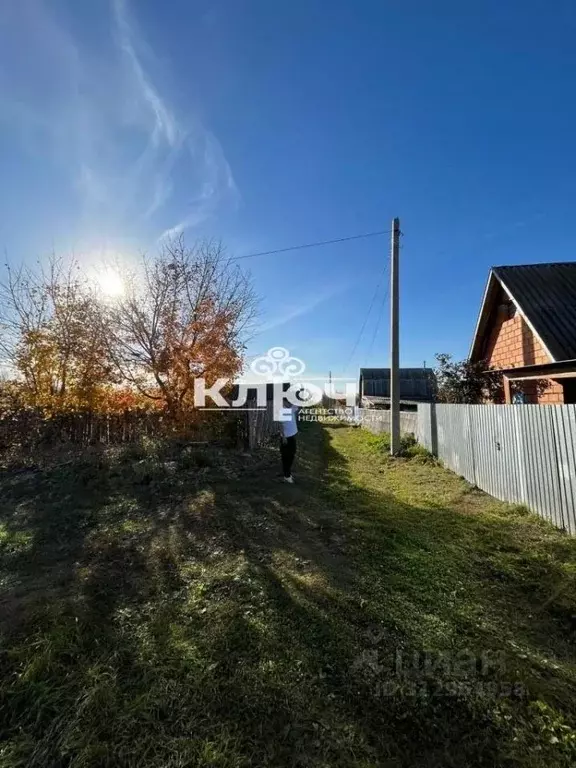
[
  {"xmin": 0, "ymin": 407, "xmax": 249, "ymax": 459},
  {"xmin": 417, "ymin": 403, "xmax": 576, "ymax": 534},
  {"xmin": 245, "ymin": 401, "xmax": 277, "ymax": 450},
  {"xmin": 0, "ymin": 403, "xmax": 280, "ymax": 464}
]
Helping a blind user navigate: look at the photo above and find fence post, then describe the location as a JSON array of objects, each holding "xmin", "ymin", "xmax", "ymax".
[
  {"xmin": 245, "ymin": 408, "xmax": 253, "ymax": 451},
  {"xmin": 513, "ymin": 405, "xmax": 527, "ymax": 506},
  {"xmin": 430, "ymin": 403, "xmax": 438, "ymax": 457},
  {"xmin": 466, "ymin": 406, "xmax": 477, "ymax": 486},
  {"xmin": 549, "ymin": 408, "xmax": 568, "ymax": 531}
]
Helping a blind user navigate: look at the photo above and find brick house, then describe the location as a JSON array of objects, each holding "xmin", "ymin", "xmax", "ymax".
[{"xmin": 469, "ymin": 263, "xmax": 576, "ymax": 404}]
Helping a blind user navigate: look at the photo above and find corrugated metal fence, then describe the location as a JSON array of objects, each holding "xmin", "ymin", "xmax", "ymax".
[
  {"xmin": 357, "ymin": 408, "xmax": 418, "ymax": 436},
  {"xmin": 417, "ymin": 404, "xmax": 576, "ymax": 534}
]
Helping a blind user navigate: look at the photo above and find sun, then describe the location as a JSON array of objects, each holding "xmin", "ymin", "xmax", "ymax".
[{"xmin": 95, "ymin": 267, "xmax": 124, "ymax": 297}]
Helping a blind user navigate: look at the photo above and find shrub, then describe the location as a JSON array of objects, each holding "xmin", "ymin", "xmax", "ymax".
[
  {"xmin": 179, "ymin": 447, "xmax": 214, "ymax": 470},
  {"xmin": 403, "ymin": 443, "xmax": 435, "ymax": 463},
  {"xmin": 365, "ymin": 430, "xmax": 434, "ymax": 461}
]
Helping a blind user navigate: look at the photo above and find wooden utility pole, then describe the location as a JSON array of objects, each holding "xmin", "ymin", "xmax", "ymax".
[{"xmin": 390, "ymin": 217, "xmax": 401, "ymax": 455}]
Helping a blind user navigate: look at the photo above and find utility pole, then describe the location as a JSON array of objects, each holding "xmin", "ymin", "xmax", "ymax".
[{"xmin": 390, "ymin": 217, "xmax": 401, "ymax": 455}]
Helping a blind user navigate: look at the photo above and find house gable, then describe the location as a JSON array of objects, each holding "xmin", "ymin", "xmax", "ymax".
[
  {"xmin": 471, "ymin": 274, "xmax": 565, "ymax": 404},
  {"xmin": 471, "ymin": 262, "xmax": 576, "ymax": 365},
  {"xmin": 470, "ymin": 271, "xmax": 554, "ymax": 364},
  {"xmin": 482, "ymin": 284, "xmax": 552, "ymax": 370}
]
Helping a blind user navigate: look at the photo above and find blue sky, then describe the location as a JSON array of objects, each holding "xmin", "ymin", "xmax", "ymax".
[{"xmin": 1, "ymin": 0, "xmax": 576, "ymax": 381}]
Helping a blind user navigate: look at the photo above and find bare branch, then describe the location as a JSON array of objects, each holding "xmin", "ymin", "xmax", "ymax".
[{"xmin": 108, "ymin": 238, "xmax": 258, "ymax": 416}]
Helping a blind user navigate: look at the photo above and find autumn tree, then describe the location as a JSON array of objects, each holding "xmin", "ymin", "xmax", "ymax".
[
  {"xmin": 0, "ymin": 375, "xmax": 25, "ymax": 413},
  {"xmin": 0, "ymin": 257, "xmax": 115, "ymax": 412},
  {"xmin": 108, "ymin": 239, "xmax": 257, "ymax": 418}
]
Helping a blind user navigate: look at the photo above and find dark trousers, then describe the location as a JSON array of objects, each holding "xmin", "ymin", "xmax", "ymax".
[{"xmin": 280, "ymin": 435, "xmax": 297, "ymax": 477}]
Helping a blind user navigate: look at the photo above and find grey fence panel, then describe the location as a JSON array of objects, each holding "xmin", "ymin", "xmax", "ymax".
[
  {"xmin": 550, "ymin": 405, "xmax": 576, "ymax": 533},
  {"xmin": 418, "ymin": 403, "xmax": 433, "ymax": 451},
  {"xmin": 499, "ymin": 405, "xmax": 523, "ymax": 504},
  {"xmin": 400, "ymin": 412, "xmax": 418, "ymax": 435},
  {"xmin": 519, "ymin": 405, "xmax": 562, "ymax": 524},
  {"xmin": 358, "ymin": 409, "xmax": 418, "ymax": 436},
  {"xmin": 468, "ymin": 406, "xmax": 493, "ymax": 494},
  {"xmin": 363, "ymin": 410, "xmax": 391, "ymax": 435},
  {"xmin": 520, "ymin": 407, "xmax": 540, "ymax": 518},
  {"xmin": 519, "ymin": 406, "xmax": 566, "ymax": 530},
  {"xmin": 538, "ymin": 408, "xmax": 563, "ymax": 527},
  {"xmin": 470, "ymin": 405, "xmax": 523, "ymax": 504},
  {"xmin": 417, "ymin": 403, "xmax": 576, "ymax": 533},
  {"xmin": 435, "ymin": 405, "xmax": 475, "ymax": 483}
]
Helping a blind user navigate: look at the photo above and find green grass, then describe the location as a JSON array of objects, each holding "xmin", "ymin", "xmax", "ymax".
[{"xmin": 0, "ymin": 424, "xmax": 575, "ymax": 767}]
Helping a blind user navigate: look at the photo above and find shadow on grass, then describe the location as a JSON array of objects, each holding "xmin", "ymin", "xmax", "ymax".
[{"xmin": 0, "ymin": 424, "xmax": 575, "ymax": 767}]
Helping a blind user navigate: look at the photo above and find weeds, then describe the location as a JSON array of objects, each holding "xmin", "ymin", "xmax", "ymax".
[{"xmin": 363, "ymin": 429, "xmax": 435, "ymax": 461}]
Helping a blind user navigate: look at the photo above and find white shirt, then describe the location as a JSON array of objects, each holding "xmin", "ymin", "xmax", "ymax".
[{"xmin": 280, "ymin": 405, "xmax": 299, "ymax": 438}]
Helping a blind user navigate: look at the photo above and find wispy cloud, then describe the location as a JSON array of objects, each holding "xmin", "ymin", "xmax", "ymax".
[
  {"xmin": 258, "ymin": 286, "xmax": 345, "ymax": 333},
  {"xmin": 112, "ymin": 0, "xmax": 180, "ymax": 149},
  {"xmin": 0, "ymin": 0, "xmax": 237, "ymax": 242},
  {"xmin": 157, "ymin": 129, "xmax": 237, "ymax": 241}
]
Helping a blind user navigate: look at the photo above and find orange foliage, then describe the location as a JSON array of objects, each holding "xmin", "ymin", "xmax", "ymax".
[
  {"xmin": 1, "ymin": 241, "xmax": 256, "ymax": 422},
  {"xmin": 108, "ymin": 239, "xmax": 256, "ymax": 420},
  {"xmin": 98, "ymin": 386, "xmax": 160, "ymax": 413}
]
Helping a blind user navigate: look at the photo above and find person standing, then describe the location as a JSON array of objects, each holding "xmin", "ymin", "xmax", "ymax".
[{"xmin": 279, "ymin": 402, "xmax": 299, "ymax": 483}]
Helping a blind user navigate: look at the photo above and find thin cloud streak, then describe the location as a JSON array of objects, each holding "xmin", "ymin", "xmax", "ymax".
[
  {"xmin": 258, "ymin": 286, "xmax": 345, "ymax": 333},
  {"xmin": 112, "ymin": 0, "xmax": 181, "ymax": 149},
  {"xmin": 158, "ymin": 130, "xmax": 238, "ymax": 241},
  {"xmin": 0, "ymin": 0, "xmax": 237, "ymax": 243}
]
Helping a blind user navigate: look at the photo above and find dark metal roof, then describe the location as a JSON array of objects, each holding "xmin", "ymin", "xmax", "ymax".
[
  {"xmin": 358, "ymin": 368, "xmax": 436, "ymax": 402},
  {"xmin": 493, "ymin": 263, "xmax": 576, "ymax": 361}
]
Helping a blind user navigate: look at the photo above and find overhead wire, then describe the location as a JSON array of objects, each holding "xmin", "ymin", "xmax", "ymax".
[
  {"xmin": 228, "ymin": 229, "xmax": 391, "ymax": 262},
  {"xmin": 225, "ymin": 225, "xmax": 396, "ymax": 376},
  {"xmin": 364, "ymin": 283, "xmax": 389, "ymax": 365},
  {"xmin": 342, "ymin": 263, "xmax": 388, "ymax": 374}
]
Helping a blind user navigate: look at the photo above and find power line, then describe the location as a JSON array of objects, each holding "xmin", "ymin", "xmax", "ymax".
[
  {"xmin": 229, "ymin": 229, "xmax": 391, "ymax": 262},
  {"xmin": 364, "ymin": 283, "xmax": 389, "ymax": 365},
  {"xmin": 342, "ymin": 264, "xmax": 388, "ymax": 374}
]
